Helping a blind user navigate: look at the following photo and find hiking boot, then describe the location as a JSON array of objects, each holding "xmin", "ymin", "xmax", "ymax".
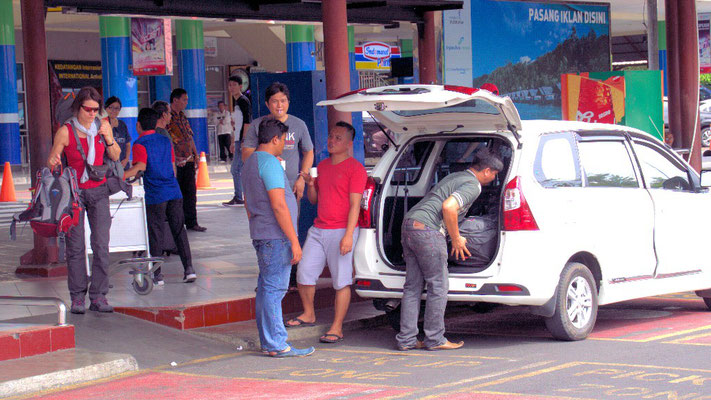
[
  {"xmin": 89, "ymin": 297, "xmax": 114, "ymax": 313},
  {"xmin": 70, "ymin": 298, "xmax": 85, "ymax": 314},
  {"xmin": 222, "ymin": 197, "xmax": 245, "ymax": 206},
  {"xmin": 427, "ymin": 340, "xmax": 464, "ymax": 351}
]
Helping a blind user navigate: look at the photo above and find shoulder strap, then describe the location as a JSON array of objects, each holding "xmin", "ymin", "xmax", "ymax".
[{"xmin": 68, "ymin": 122, "xmax": 88, "ymax": 162}]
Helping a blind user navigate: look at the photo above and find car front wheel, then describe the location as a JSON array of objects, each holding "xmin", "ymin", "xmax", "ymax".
[
  {"xmin": 702, "ymin": 127, "xmax": 711, "ymax": 147},
  {"xmin": 544, "ymin": 262, "xmax": 598, "ymax": 341}
]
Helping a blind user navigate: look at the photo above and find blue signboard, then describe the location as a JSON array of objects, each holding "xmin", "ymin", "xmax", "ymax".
[{"xmin": 450, "ymin": 0, "xmax": 611, "ymax": 119}]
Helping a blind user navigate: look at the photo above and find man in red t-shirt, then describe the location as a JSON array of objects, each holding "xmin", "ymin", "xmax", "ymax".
[{"xmin": 285, "ymin": 121, "xmax": 367, "ymax": 343}]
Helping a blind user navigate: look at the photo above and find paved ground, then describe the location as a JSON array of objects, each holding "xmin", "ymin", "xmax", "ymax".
[
  {"xmin": 0, "ymin": 170, "xmax": 259, "ymax": 320},
  {"xmin": 4, "ymin": 167, "xmax": 711, "ymax": 399},
  {"xmin": 4, "ymin": 293, "xmax": 711, "ymax": 399}
]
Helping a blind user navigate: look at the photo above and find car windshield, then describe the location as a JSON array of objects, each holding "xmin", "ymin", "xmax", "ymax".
[{"xmin": 393, "ymin": 99, "xmax": 500, "ymax": 117}]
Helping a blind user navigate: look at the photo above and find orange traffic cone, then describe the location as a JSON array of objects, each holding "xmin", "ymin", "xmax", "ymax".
[
  {"xmin": 196, "ymin": 152, "xmax": 215, "ymax": 190},
  {"xmin": 0, "ymin": 162, "xmax": 17, "ymax": 202}
]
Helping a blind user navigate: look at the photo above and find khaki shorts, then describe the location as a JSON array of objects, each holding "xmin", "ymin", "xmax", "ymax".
[{"xmin": 297, "ymin": 226, "xmax": 359, "ymax": 290}]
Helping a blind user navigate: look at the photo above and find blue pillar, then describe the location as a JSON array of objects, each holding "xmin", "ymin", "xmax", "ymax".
[
  {"xmin": 286, "ymin": 25, "xmax": 316, "ymax": 72},
  {"xmin": 100, "ymin": 16, "xmax": 138, "ymax": 142},
  {"xmin": 149, "ymin": 75, "xmax": 172, "ymax": 103},
  {"xmin": 176, "ymin": 20, "xmax": 208, "ymax": 154},
  {"xmin": 0, "ymin": 0, "xmax": 20, "ymax": 164}
]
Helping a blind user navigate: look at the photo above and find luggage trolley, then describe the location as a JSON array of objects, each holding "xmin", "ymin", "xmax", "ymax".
[{"xmin": 84, "ymin": 184, "xmax": 164, "ymax": 295}]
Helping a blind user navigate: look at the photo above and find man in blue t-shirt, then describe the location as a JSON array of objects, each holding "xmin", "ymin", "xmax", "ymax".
[
  {"xmin": 124, "ymin": 108, "xmax": 196, "ymax": 285},
  {"xmin": 242, "ymin": 118, "xmax": 314, "ymax": 358}
]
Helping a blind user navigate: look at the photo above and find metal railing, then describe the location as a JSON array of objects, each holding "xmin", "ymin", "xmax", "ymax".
[
  {"xmin": 0, "ymin": 296, "xmax": 68, "ymax": 326},
  {"xmin": 359, "ymin": 71, "xmax": 391, "ymax": 89}
]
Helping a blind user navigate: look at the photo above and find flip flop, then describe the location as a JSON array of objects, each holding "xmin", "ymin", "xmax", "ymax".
[
  {"xmin": 319, "ymin": 333, "xmax": 344, "ymax": 343},
  {"xmin": 285, "ymin": 317, "xmax": 315, "ymax": 328}
]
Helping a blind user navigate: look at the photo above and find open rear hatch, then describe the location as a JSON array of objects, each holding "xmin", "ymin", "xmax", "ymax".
[{"xmin": 318, "ymin": 85, "xmax": 523, "ymax": 144}]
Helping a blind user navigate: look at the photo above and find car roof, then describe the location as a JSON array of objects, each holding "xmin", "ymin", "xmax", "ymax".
[{"xmin": 520, "ymin": 119, "xmax": 660, "ymax": 141}]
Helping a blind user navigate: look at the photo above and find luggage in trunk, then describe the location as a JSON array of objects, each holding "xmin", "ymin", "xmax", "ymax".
[{"xmin": 448, "ymin": 214, "xmax": 497, "ymax": 267}]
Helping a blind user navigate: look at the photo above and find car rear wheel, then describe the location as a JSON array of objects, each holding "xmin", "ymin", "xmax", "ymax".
[
  {"xmin": 702, "ymin": 127, "xmax": 711, "ymax": 147},
  {"xmin": 544, "ymin": 262, "xmax": 598, "ymax": 341}
]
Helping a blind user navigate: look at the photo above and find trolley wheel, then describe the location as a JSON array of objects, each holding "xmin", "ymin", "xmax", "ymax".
[{"xmin": 132, "ymin": 275, "xmax": 154, "ymax": 295}]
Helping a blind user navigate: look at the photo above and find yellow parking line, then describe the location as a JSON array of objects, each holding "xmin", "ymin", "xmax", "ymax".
[
  {"xmin": 407, "ymin": 362, "xmax": 582, "ymax": 400},
  {"xmin": 317, "ymin": 347, "xmax": 509, "ymax": 360}
]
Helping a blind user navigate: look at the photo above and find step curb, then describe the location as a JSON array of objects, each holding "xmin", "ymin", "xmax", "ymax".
[{"xmin": 0, "ymin": 349, "xmax": 138, "ymax": 398}]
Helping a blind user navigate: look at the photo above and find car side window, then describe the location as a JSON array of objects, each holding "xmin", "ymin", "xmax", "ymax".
[
  {"xmin": 578, "ymin": 141, "xmax": 639, "ymax": 188},
  {"xmin": 534, "ymin": 133, "xmax": 582, "ymax": 188},
  {"xmin": 633, "ymin": 141, "xmax": 692, "ymax": 191},
  {"xmin": 391, "ymin": 140, "xmax": 433, "ymax": 185}
]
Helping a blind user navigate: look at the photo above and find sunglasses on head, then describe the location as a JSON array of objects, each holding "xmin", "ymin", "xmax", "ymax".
[{"xmin": 81, "ymin": 105, "xmax": 100, "ymax": 113}]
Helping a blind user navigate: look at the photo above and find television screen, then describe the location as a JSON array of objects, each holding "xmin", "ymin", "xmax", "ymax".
[{"xmin": 391, "ymin": 57, "xmax": 413, "ymax": 78}]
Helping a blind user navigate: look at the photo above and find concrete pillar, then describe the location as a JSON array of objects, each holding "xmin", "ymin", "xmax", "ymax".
[
  {"xmin": 665, "ymin": 0, "xmax": 701, "ymax": 171},
  {"xmin": 418, "ymin": 11, "xmax": 437, "ymax": 84},
  {"xmin": 176, "ymin": 19, "xmax": 208, "ymax": 154},
  {"xmin": 647, "ymin": 0, "xmax": 659, "ymax": 71},
  {"xmin": 150, "ymin": 75, "xmax": 172, "ymax": 103},
  {"xmin": 99, "ymin": 16, "xmax": 138, "ymax": 142},
  {"xmin": 322, "ymin": 0, "xmax": 351, "ymax": 128},
  {"xmin": 0, "ymin": 0, "xmax": 20, "ymax": 164},
  {"xmin": 286, "ymin": 25, "xmax": 316, "ymax": 72},
  {"xmin": 348, "ymin": 25, "xmax": 364, "ymax": 164},
  {"xmin": 20, "ymin": 0, "xmax": 53, "ymax": 263}
]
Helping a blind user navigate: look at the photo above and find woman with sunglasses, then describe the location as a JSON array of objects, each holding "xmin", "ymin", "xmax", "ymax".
[
  {"xmin": 104, "ymin": 96, "xmax": 132, "ymax": 169},
  {"xmin": 47, "ymin": 86, "xmax": 121, "ymax": 314}
]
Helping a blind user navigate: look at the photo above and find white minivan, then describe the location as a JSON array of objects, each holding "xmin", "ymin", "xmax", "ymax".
[{"xmin": 319, "ymin": 84, "xmax": 711, "ymax": 341}]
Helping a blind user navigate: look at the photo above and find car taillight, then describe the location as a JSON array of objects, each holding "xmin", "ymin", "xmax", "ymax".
[
  {"xmin": 503, "ymin": 177, "xmax": 539, "ymax": 231},
  {"xmin": 358, "ymin": 177, "xmax": 376, "ymax": 228},
  {"xmin": 444, "ymin": 85, "xmax": 479, "ymax": 95}
]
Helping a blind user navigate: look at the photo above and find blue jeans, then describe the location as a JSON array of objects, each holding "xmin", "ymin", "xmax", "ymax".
[
  {"xmin": 231, "ymin": 141, "xmax": 244, "ymax": 200},
  {"xmin": 253, "ymin": 239, "xmax": 292, "ymax": 352},
  {"xmin": 396, "ymin": 219, "xmax": 449, "ymax": 349}
]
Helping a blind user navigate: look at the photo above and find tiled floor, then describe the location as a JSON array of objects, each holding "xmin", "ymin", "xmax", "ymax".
[{"xmin": 1, "ymin": 172, "xmax": 262, "ymax": 321}]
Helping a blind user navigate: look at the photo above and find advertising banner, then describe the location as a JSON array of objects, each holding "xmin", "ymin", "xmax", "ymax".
[
  {"xmin": 355, "ymin": 42, "xmax": 401, "ymax": 70},
  {"xmin": 131, "ymin": 18, "xmax": 173, "ymax": 76},
  {"xmin": 443, "ymin": 0, "xmax": 473, "ymax": 86},
  {"xmin": 561, "ymin": 73, "xmax": 624, "ymax": 124},
  {"xmin": 205, "ymin": 36, "xmax": 218, "ymax": 58},
  {"xmin": 700, "ymin": 13, "xmax": 711, "ymax": 74},
  {"xmin": 458, "ymin": 0, "xmax": 611, "ymax": 119}
]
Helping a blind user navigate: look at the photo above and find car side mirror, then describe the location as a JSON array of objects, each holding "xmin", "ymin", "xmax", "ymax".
[{"xmin": 701, "ymin": 170, "xmax": 711, "ymax": 188}]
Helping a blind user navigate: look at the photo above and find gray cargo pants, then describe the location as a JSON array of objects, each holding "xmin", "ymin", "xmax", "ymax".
[
  {"xmin": 65, "ymin": 184, "xmax": 111, "ymax": 301},
  {"xmin": 396, "ymin": 218, "xmax": 449, "ymax": 349}
]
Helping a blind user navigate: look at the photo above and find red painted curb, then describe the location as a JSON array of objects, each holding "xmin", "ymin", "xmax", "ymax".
[
  {"xmin": 15, "ymin": 264, "xmax": 68, "ymax": 278},
  {"xmin": 0, "ymin": 325, "xmax": 75, "ymax": 362},
  {"xmin": 115, "ymin": 287, "xmax": 366, "ymax": 330}
]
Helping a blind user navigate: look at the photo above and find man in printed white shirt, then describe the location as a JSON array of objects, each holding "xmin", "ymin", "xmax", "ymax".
[{"xmin": 214, "ymin": 101, "xmax": 233, "ymax": 162}]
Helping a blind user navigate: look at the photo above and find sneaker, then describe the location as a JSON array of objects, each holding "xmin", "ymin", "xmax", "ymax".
[
  {"xmin": 222, "ymin": 197, "xmax": 245, "ymax": 206},
  {"xmin": 70, "ymin": 298, "xmax": 85, "ymax": 314},
  {"xmin": 270, "ymin": 345, "xmax": 315, "ymax": 358},
  {"xmin": 153, "ymin": 275, "xmax": 165, "ymax": 286},
  {"xmin": 183, "ymin": 271, "xmax": 197, "ymax": 283},
  {"xmin": 89, "ymin": 297, "xmax": 114, "ymax": 313},
  {"xmin": 427, "ymin": 340, "xmax": 464, "ymax": 351}
]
